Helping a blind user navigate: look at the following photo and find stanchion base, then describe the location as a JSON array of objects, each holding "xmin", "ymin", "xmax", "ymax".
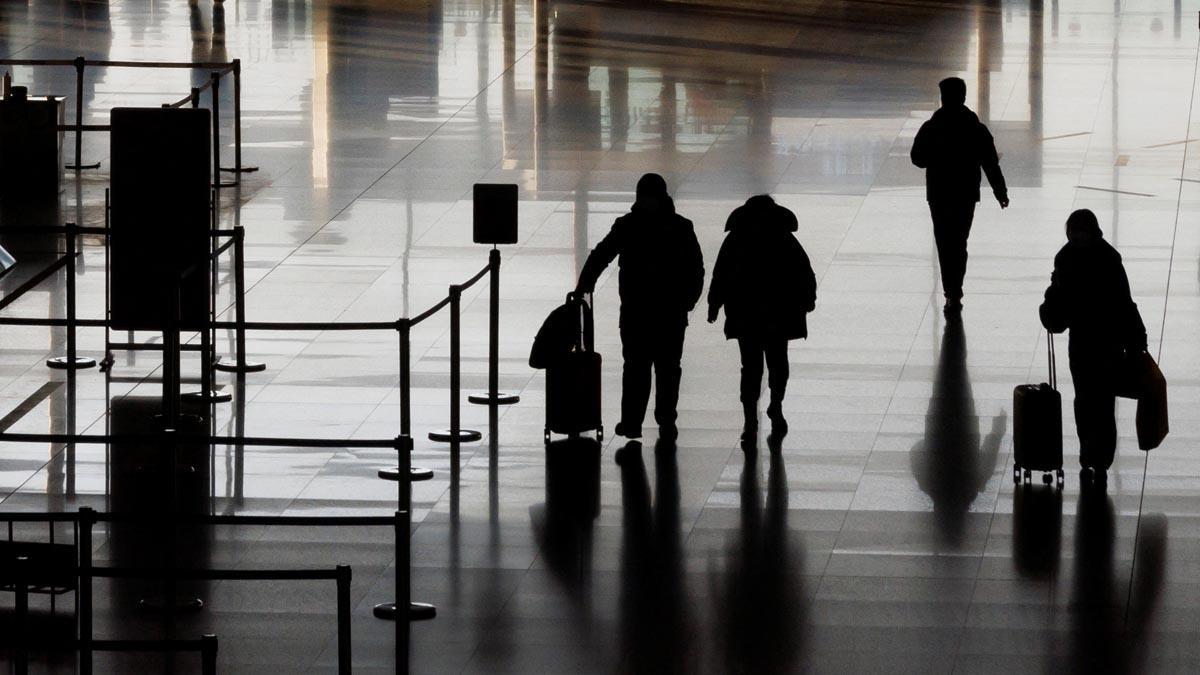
[
  {"xmin": 66, "ymin": 163, "xmax": 101, "ymax": 171},
  {"xmin": 137, "ymin": 596, "xmax": 205, "ymax": 612},
  {"xmin": 181, "ymin": 390, "xmax": 233, "ymax": 404},
  {"xmin": 378, "ymin": 467, "xmax": 434, "ymax": 482},
  {"xmin": 373, "ymin": 601, "xmax": 436, "ymax": 621},
  {"xmin": 468, "ymin": 392, "xmax": 521, "ymax": 405},
  {"xmin": 46, "ymin": 356, "xmax": 97, "ymax": 370},
  {"xmin": 428, "ymin": 429, "xmax": 482, "ymax": 443},
  {"xmin": 220, "ymin": 166, "xmax": 260, "ymax": 174},
  {"xmin": 215, "ymin": 358, "xmax": 267, "ymax": 373}
]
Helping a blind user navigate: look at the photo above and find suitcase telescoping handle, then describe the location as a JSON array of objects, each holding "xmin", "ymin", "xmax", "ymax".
[
  {"xmin": 1046, "ymin": 332, "xmax": 1057, "ymax": 390},
  {"xmin": 565, "ymin": 291, "xmax": 594, "ymax": 353}
]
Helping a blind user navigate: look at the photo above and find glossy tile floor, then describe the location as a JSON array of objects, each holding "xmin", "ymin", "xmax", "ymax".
[{"xmin": 1, "ymin": 0, "xmax": 1199, "ymax": 672}]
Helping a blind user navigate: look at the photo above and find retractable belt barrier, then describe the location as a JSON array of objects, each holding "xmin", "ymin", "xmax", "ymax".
[{"xmin": 0, "ymin": 57, "xmax": 255, "ymax": 186}]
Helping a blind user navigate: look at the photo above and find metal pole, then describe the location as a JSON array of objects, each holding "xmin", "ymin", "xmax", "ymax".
[
  {"xmin": 69, "ymin": 57, "xmax": 83, "ymax": 169},
  {"xmin": 400, "ymin": 323, "xmax": 411, "ymax": 436},
  {"xmin": 216, "ymin": 226, "xmax": 265, "ymax": 373},
  {"xmin": 400, "ymin": 509, "xmax": 410, "ymax": 672},
  {"xmin": 191, "ymin": 87, "xmax": 200, "ymax": 110},
  {"xmin": 450, "ymin": 285, "xmax": 461, "ymax": 466},
  {"xmin": 79, "ymin": 507, "xmax": 94, "ymax": 675},
  {"xmin": 233, "ymin": 60, "xmax": 242, "ymax": 179},
  {"xmin": 15, "ymin": 557, "xmax": 28, "ymax": 675},
  {"xmin": 200, "ymin": 634, "xmax": 218, "ymax": 675},
  {"xmin": 336, "ymin": 564, "xmax": 352, "ymax": 675},
  {"xmin": 48, "ymin": 224, "xmax": 96, "ymax": 370},
  {"xmin": 210, "ymin": 71, "xmax": 221, "ymax": 188},
  {"xmin": 469, "ymin": 248, "xmax": 518, "ymax": 406}
]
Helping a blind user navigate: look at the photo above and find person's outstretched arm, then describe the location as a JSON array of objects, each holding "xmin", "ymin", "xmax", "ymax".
[
  {"xmin": 575, "ymin": 222, "xmax": 623, "ymax": 294},
  {"xmin": 683, "ymin": 223, "xmax": 705, "ymax": 312},
  {"xmin": 796, "ymin": 241, "xmax": 817, "ymax": 312},
  {"xmin": 979, "ymin": 124, "xmax": 1009, "ymax": 208},
  {"xmin": 707, "ymin": 237, "xmax": 731, "ymax": 322},
  {"xmin": 910, "ymin": 121, "xmax": 932, "ymax": 168}
]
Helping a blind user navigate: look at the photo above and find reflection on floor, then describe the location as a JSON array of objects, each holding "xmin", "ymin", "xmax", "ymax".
[{"xmin": 1, "ymin": 0, "xmax": 1199, "ymax": 672}]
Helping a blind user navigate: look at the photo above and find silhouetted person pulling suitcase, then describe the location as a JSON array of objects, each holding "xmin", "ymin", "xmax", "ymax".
[
  {"xmin": 575, "ymin": 173, "xmax": 704, "ymax": 443},
  {"xmin": 911, "ymin": 77, "xmax": 1009, "ymax": 314},
  {"xmin": 1039, "ymin": 209, "xmax": 1147, "ymax": 483},
  {"xmin": 708, "ymin": 195, "xmax": 816, "ymax": 443}
]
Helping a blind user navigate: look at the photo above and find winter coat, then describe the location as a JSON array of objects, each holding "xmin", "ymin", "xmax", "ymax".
[
  {"xmin": 1040, "ymin": 237, "xmax": 1147, "ymax": 352},
  {"xmin": 576, "ymin": 197, "xmax": 705, "ymax": 327},
  {"xmin": 910, "ymin": 105, "xmax": 1008, "ymax": 204},
  {"xmin": 707, "ymin": 196, "xmax": 817, "ymax": 341}
]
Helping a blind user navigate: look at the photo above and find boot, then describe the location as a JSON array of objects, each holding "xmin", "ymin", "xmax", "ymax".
[
  {"xmin": 741, "ymin": 403, "xmax": 757, "ymax": 444},
  {"xmin": 767, "ymin": 399, "xmax": 787, "ymax": 438}
]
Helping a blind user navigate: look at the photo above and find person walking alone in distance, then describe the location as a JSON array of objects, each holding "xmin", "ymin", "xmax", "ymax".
[
  {"xmin": 1039, "ymin": 209, "xmax": 1147, "ymax": 484},
  {"xmin": 707, "ymin": 195, "xmax": 816, "ymax": 444},
  {"xmin": 575, "ymin": 173, "xmax": 705, "ymax": 444},
  {"xmin": 911, "ymin": 76, "xmax": 1009, "ymax": 314}
]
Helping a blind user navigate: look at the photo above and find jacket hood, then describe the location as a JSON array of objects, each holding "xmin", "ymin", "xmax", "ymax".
[{"xmin": 725, "ymin": 195, "xmax": 798, "ymax": 233}]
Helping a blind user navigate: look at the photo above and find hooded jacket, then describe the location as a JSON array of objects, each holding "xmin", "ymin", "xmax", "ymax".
[
  {"xmin": 911, "ymin": 105, "xmax": 1008, "ymax": 204},
  {"xmin": 707, "ymin": 196, "xmax": 817, "ymax": 341},
  {"xmin": 576, "ymin": 196, "xmax": 705, "ymax": 326}
]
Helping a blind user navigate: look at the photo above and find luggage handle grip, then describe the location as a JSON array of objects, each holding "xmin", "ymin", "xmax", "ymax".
[{"xmin": 1047, "ymin": 332, "xmax": 1057, "ymax": 390}]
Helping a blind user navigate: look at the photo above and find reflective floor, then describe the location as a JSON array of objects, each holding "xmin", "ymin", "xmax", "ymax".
[{"xmin": 1, "ymin": 0, "xmax": 1199, "ymax": 672}]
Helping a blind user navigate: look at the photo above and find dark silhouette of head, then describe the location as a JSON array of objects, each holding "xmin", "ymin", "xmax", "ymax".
[
  {"xmin": 635, "ymin": 173, "xmax": 669, "ymax": 202},
  {"xmin": 939, "ymin": 77, "xmax": 967, "ymax": 108},
  {"xmin": 1066, "ymin": 208, "xmax": 1102, "ymax": 244}
]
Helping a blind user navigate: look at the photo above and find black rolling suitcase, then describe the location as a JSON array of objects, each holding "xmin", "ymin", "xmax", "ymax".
[
  {"xmin": 542, "ymin": 293, "xmax": 603, "ymax": 443},
  {"xmin": 1013, "ymin": 334, "xmax": 1064, "ymax": 486}
]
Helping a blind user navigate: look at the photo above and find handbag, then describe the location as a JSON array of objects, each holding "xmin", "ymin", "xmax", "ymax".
[{"xmin": 1134, "ymin": 354, "xmax": 1168, "ymax": 451}]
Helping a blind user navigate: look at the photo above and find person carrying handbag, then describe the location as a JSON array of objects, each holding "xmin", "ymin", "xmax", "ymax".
[{"xmin": 1039, "ymin": 209, "xmax": 1148, "ymax": 482}]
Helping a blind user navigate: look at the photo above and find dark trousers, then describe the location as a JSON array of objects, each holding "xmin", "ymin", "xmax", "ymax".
[
  {"xmin": 929, "ymin": 201, "xmax": 977, "ymax": 300},
  {"xmin": 1069, "ymin": 338, "xmax": 1120, "ymax": 470},
  {"xmin": 620, "ymin": 321, "xmax": 686, "ymax": 432},
  {"xmin": 737, "ymin": 338, "xmax": 788, "ymax": 424}
]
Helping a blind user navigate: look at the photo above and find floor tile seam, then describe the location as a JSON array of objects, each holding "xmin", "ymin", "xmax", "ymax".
[{"xmin": 1119, "ymin": 13, "xmax": 1200, "ymax": 637}]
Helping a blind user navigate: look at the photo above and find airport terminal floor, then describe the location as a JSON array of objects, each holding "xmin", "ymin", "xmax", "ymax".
[{"xmin": 1, "ymin": 0, "xmax": 1199, "ymax": 672}]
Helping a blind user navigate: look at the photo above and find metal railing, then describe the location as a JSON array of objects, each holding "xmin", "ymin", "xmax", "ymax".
[
  {"xmin": 0, "ymin": 56, "xmax": 256, "ymax": 186},
  {"xmin": 0, "ymin": 508, "xmax": 392, "ymax": 674}
]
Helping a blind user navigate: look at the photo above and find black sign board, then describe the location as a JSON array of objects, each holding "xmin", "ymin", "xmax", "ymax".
[
  {"xmin": 473, "ymin": 183, "xmax": 518, "ymax": 245},
  {"xmin": 109, "ymin": 107, "xmax": 211, "ymax": 331}
]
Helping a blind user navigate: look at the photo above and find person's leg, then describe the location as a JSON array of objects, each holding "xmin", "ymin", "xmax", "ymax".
[
  {"xmin": 1069, "ymin": 341, "xmax": 1119, "ymax": 472},
  {"xmin": 652, "ymin": 322, "xmax": 686, "ymax": 440},
  {"xmin": 930, "ymin": 202, "xmax": 975, "ymax": 307},
  {"xmin": 619, "ymin": 325, "xmax": 651, "ymax": 438},
  {"xmin": 738, "ymin": 338, "xmax": 764, "ymax": 436},
  {"xmin": 764, "ymin": 339, "xmax": 789, "ymax": 435}
]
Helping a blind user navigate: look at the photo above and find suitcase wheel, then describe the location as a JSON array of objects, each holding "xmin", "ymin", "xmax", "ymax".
[
  {"xmin": 1012, "ymin": 466, "xmax": 1021, "ymax": 484},
  {"xmin": 1023, "ymin": 469, "xmax": 1031, "ymax": 482},
  {"xmin": 1041, "ymin": 472, "xmax": 1053, "ymax": 484},
  {"xmin": 1057, "ymin": 469, "xmax": 1065, "ymax": 487}
]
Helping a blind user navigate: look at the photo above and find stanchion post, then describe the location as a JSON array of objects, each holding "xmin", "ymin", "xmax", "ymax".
[
  {"xmin": 79, "ymin": 507, "xmax": 94, "ymax": 675},
  {"xmin": 200, "ymin": 635, "xmax": 218, "ymax": 675},
  {"xmin": 48, "ymin": 223, "xmax": 97, "ymax": 370},
  {"xmin": 374, "ymin": 434, "xmax": 435, "ymax": 623},
  {"xmin": 395, "ymin": 510, "xmax": 407, "ymax": 675},
  {"xmin": 336, "ymin": 564, "xmax": 352, "ymax": 675},
  {"xmin": 191, "ymin": 87, "xmax": 200, "ymax": 110},
  {"xmin": 210, "ymin": 71, "xmax": 221, "ymax": 188},
  {"xmin": 15, "ymin": 556, "xmax": 28, "ymax": 675},
  {"xmin": 216, "ymin": 226, "xmax": 265, "ymax": 373},
  {"xmin": 233, "ymin": 60, "xmax": 242, "ymax": 179},
  {"xmin": 469, "ymin": 248, "xmax": 518, "ymax": 407},
  {"xmin": 450, "ymin": 285, "xmax": 461, "ymax": 465},
  {"xmin": 429, "ymin": 286, "xmax": 481, "ymax": 446}
]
